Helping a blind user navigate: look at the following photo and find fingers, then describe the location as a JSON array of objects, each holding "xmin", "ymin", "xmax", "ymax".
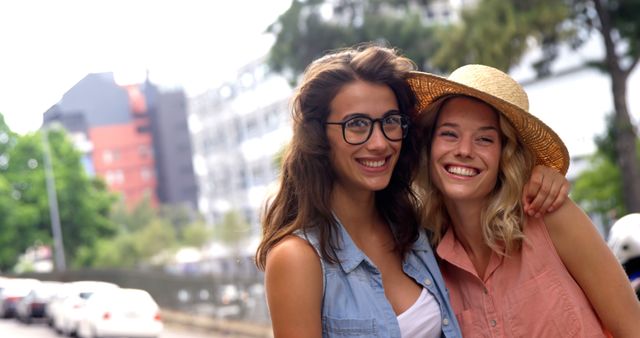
[
  {"xmin": 548, "ymin": 179, "xmax": 570, "ymax": 212},
  {"xmin": 523, "ymin": 166, "xmax": 544, "ymax": 216},
  {"xmin": 535, "ymin": 176, "xmax": 561, "ymax": 215},
  {"xmin": 524, "ymin": 176, "xmax": 551, "ymax": 218},
  {"xmin": 523, "ymin": 165, "xmax": 570, "ymax": 217}
]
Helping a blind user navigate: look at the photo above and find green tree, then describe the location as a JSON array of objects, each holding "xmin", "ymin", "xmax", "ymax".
[
  {"xmin": 572, "ymin": 153, "xmax": 622, "ymax": 225},
  {"xmin": 109, "ymin": 195, "xmax": 155, "ymax": 233},
  {"xmin": 0, "ymin": 114, "xmax": 20, "ymax": 271},
  {"xmin": 134, "ymin": 218, "xmax": 177, "ymax": 262},
  {"xmin": 431, "ymin": 0, "xmax": 569, "ymax": 74},
  {"xmin": 83, "ymin": 197, "xmax": 211, "ymax": 268},
  {"xmin": 214, "ymin": 210, "xmax": 251, "ymax": 256},
  {"xmin": 268, "ymin": 0, "xmax": 439, "ymax": 84},
  {"xmin": 0, "ymin": 123, "xmax": 117, "ymax": 270},
  {"xmin": 573, "ymin": 112, "xmax": 640, "ymax": 227},
  {"xmin": 181, "ymin": 221, "xmax": 213, "ymax": 248},
  {"xmin": 432, "ymin": 0, "xmax": 640, "ymax": 213}
]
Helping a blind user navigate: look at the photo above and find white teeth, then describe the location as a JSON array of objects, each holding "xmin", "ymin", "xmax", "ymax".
[
  {"xmin": 447, "ymin": 166, "xmax": 477, "ymax": 177},
  {"xmin": 361, "ymin": 159, "xmax": 385, "ymax": 168}
]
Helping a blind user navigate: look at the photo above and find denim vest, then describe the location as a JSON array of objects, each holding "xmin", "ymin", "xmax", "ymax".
[{"xmin": 296, "ymin": 220, "xmax": 462, "ymax": 338}]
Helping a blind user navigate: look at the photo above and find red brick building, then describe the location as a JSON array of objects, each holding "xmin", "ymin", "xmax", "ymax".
[{"xmin": 43, "ymin": 73, "xmax": 197, "ymax": 210}]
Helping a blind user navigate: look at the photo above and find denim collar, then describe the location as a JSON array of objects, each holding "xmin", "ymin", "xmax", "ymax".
[{"xmin": 332, "ymin": 215, "xmax": 430, "ymax": 274}]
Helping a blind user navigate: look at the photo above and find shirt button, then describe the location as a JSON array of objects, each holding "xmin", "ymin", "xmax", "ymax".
[
  {"xmin": 443, "ymin": 318, "xmax": 449, "ymax": 326},
  {"xmin": 423, "ymin": 278, "xmax": 432, "ymax": 286},
  {"xmin": 483, "ymin": 287, "xmax": 488, "ymax": 294},
  {"xmin": 490, "ymin": 319, "xmax": 497, "ymax": 327}
]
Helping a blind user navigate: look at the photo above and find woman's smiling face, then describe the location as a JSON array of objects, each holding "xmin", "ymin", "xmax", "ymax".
[
  {"xmin": 429, "ymin": 96, "xmax": 502, "ymax": 203},
  {"xmin": 325, "ymin": 80, "xmax": 402, "ymax": 195}
]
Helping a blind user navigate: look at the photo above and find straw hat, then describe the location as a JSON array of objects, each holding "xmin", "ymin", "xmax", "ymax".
[{"xmin": 407, "ymin": 64, "xmax": 570, "ymax": 174}]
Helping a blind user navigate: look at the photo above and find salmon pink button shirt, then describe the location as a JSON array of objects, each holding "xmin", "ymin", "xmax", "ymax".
[{"xmin": 436, "ymin": 217, "xmax": 607, "ymax": 338}]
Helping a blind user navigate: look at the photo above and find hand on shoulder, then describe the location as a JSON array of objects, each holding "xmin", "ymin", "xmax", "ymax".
[{"xmin": 523, "ymin": 165, "xmax": 570, "ymax": 217}]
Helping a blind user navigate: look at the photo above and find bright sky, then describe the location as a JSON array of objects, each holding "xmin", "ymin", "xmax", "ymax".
[{"xmin": 0, "ymin": 0, "xmax": 292, "ymax": 135}]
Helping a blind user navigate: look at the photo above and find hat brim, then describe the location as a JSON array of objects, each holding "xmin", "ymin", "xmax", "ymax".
[{"xmin": 407, "ymin": 71, "xmax": 569, "ymax": 175}]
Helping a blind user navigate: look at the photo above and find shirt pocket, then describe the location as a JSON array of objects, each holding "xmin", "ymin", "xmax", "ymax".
[
  {"xmin": 455, "ymin": 309, "xmax": 489, "ymax": 338},
  {"xmin": 322, "ymin": 316, "xmax": 378, "ymax": 337},
  {"xmin": 505, "ymin": 269, "xmax": 580, "ymax": 338}
]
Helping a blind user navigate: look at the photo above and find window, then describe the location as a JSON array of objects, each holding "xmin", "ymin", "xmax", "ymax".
[
  {"xmin": 138, "ymin": 145, "xmax": 152, "ymax": 158},
  {"xmin": 140, "ymin": 167, "xmax": 154, "ymax": 181},
  {"xmin": 105, "ymin": 170, "xmax": 125, "ymax": 185},
  {"xmin": 103, "ymin": 150, "xmax": 114, "ymax": 164}
]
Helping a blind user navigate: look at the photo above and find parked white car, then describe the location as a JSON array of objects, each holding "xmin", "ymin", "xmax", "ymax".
[
  {"xmin": 76, "ymin": 287, "xmax": 163, "ymax": 338},
  {"xmin": 49, "ymin": 280, "xmax": 119, "ymax": 336},
  {"xmin": 0, "ymin": 278, "xmax": 40, "ymax": 318},
  {"xmin": 15, "ymin": 280, "xmax": 63, "ymax": 323}
]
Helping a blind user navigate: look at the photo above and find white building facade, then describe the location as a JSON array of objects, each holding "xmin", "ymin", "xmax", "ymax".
[{"xmin": 189, "ymin": 60, "xmax": 292, "ymax": 234}]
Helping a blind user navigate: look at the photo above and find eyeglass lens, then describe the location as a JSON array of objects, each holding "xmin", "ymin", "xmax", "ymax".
[{"xmin": 343, "ymin": 114, "xmax": 407, "ymax": 145}]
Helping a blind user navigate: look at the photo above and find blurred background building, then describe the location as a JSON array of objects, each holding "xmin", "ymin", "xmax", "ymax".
[
  {"xmin": 188, "ymin": 59, "xmax": 292, "ymax": 235},
  {"xmin": 42, "ymin": 73, "xmax": 198, "ymax": 210}
]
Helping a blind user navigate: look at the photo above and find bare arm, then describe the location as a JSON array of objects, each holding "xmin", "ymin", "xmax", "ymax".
[
  {"xmin": 523, "ymin": 165, "xmax": 570, "ymax": 217},
  {"xmin": 544, "ymin": 200, "xmax": 640, "ymax": 337},
  {"xmin": 265, "ymin": 236, "xmax": 323, "ymax": 338}
]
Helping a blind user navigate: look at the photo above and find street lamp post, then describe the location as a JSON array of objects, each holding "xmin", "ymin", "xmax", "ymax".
[{"xmin": 41, "ymin": 128, "xmax": 66, "ymax": 271}]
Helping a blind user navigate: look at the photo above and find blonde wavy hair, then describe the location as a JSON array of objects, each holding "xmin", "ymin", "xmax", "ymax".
[{"xmin": 415, "ymin": 95, "xmax": 535, "ymax": 255}]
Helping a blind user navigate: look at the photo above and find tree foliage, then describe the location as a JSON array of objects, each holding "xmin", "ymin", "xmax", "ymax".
[
  {"xmin": 572, "ymin": 153, "xmax": 623, "ymax": 225},
  {"xmin": 0, "ymin": 121, "xmax": 118, "ymax": 271},
  {"xmin": 431, "ymin": 0, "xmax": 570, "ymax": 74},
  {"xmin": 572, "ymin": 111, "xmax": 640, "ymax": 226},
  {"xmin": 267, "ymin": 0, "xmax": 439, "ymax": 84},
  {"xmin": 0, "ymin": 117, "xmax": 213, "ymax": 271},
  {"xmin": 214, "ymin": 210, "xmax": 250, "ymax": 248},
  {"xmin": 80, "ymin": 198, "xmax": 212, "ymax": 268},
  {"xmin": 0, "ymin": 114, "xmax": 21, "ymax": 272}
]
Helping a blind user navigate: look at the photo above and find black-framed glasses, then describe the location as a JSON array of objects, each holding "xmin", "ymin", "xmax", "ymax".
[{"xmin": 325, "ymin": 112, "xmax": 409, "ymax": 145}]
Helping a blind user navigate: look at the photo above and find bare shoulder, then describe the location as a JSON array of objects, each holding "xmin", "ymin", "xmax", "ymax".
[
  {"xmin": 264, "ymin": 235, "xmax": 324, "ymax": 337},
  {"xmin": 266, "ymin": 235, "xmax": 321, "ymax": 273},
  {"xmin": 265, "ymin": 235, "xmax": 323, "ymax": 296}
]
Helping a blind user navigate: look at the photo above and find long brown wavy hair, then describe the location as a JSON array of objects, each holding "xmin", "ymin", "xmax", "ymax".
[
  {"xmin": 256, "ymin": 43, "xmax": 421, "ymax": 270},
  {"xmin": 415, "ymin": 95, "xmax": 535, "ymax": 255}
]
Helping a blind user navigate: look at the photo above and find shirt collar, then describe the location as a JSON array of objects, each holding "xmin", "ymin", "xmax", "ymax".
[
  {"xmin": 437, "ymin": 227, "xmax": 503, "ymax": 282},
  {"xmin": 411, "ymin": 228, "xmax": 432, "ymax": 251},
  {"xmin": 332, "ymin": 215, "xmax": 428, "ymax": 273},
  {"xmin": 332, "ymin": 217, "xmax": 368, "ymax": 273}
]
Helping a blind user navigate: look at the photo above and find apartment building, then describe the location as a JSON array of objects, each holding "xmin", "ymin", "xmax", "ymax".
[
  {"xmin": 189, "ymin": 60, "xmax": 292, "ymax": 233},
  {"xmin": 43, "ymin": 73, "xmax": 197, "ymax": 210}
]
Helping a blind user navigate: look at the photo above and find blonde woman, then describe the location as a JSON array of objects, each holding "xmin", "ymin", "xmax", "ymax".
[{"xmin": 411, "ymin": 64, "xmax": 640, "ymax": 337}]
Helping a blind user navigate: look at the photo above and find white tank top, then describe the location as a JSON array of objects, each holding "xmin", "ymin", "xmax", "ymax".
[{"xmin": 396, "ymin": 287, "xmax": 442, "ymax": 338}]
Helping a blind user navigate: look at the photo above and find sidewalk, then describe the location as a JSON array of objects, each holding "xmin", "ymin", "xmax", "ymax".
[{"xmin": 161, "ymin": 308, "xmax": 273, "ymax": 338}]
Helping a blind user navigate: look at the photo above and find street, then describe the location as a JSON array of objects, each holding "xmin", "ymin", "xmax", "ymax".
[{"xmin": 0, "ymin": 317, "xmax": 245, "ymax": 338}]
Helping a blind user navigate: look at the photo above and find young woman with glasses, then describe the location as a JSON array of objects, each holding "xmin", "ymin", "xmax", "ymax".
[{"xmin": 255, "ymin": 44, "xmax": 569, "ymax": 338}]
